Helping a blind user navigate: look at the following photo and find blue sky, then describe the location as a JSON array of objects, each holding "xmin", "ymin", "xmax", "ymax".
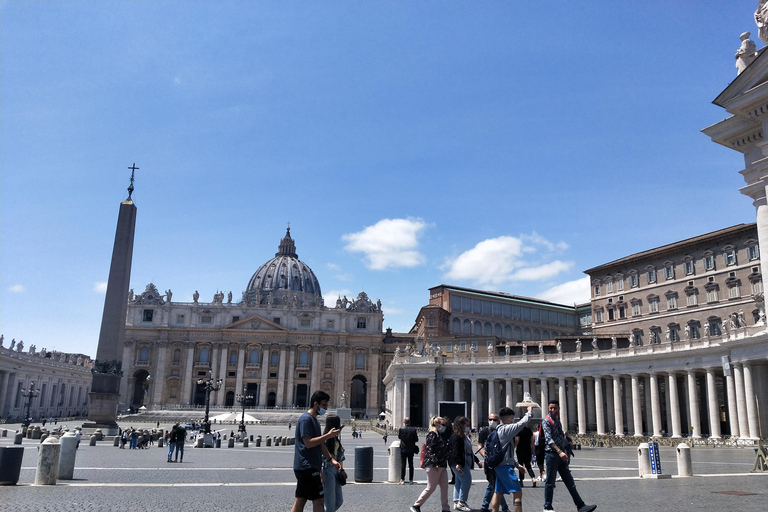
[{"xmin": 0, "ymin": 1, "xmax": 761, "ymax": 356}]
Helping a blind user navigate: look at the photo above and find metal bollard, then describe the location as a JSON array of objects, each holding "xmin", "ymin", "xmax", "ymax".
[
  {"xmin": 0, "ymin": 446, "xmax": 25, "ymax": 485},
  {"xmin": 255, "ymin": 435, "xmax": 262, "ymax": 447},
  {"xmin": 388, "ymin": 440, "xmax": 403, "ymax": 483},
  {"xmin": 58, "ymin": 432, "xmax": 78, "ymax": 480},
  {"xmin": 216, "ymin": 438, "xmax": 221, "ymax": 448},
  {"xmin": 355, "ymin": 446, "xmax": 374, "ymax": 483},
  {"xmin": 637, "ymin": 443, "xmax": 651, "ymax": 477},
  {"xmin": 677, "ymin": 443, "xmax": 692, "ymax": 476},
  {"xmin": 228, "ymin": 438, "xmax": 235, "ymax": 448},
  {"xmin": 35, "ymin": 437, "xmax": 61, "ymax": 485},
  {"xmin": 266, "ymin": 437, "xmax": 272, "ymax": 447},
  {"xmin": 243, "ymin": 438, "xmax": 249, "ymax": 448},
  {"xmin": 158, "ymin": 437, "xmax": 163, "ymax": 448},
  {"xmin": 40, "ymin": 433, "xmax": 48, "ymax": 443}
]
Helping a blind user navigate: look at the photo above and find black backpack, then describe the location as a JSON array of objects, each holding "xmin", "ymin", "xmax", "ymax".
[{"xmin": 484, "ymin": 430, "xmax": 510, "ymax": 469}]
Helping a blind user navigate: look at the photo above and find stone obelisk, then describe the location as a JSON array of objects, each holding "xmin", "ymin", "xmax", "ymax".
[{"xmin": 83, "ymin": 165, "xmax": 138, "ymax": 435}]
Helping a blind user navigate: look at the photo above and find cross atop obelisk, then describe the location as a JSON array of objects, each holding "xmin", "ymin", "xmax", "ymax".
[{"xmin": 127, "ymin": 163, "xmax": 139, "ymax": 199}]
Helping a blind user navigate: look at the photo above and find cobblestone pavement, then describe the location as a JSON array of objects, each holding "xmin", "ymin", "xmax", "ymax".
[{"xmin": 1, "ymin": 422, "xmax": 766, "ymax": 512}]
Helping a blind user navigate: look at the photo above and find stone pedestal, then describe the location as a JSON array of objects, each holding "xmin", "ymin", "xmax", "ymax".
[
  {"xmin": 35, "ymin": 437, "xmax": 61, "ymax": 485},
  {"xmin": 58, "ymin": 432, "xmax": 78, "ymax": 480},
  {"xmin": 336, "ymin": 407, "xmax": 352, "ymax": 420}
]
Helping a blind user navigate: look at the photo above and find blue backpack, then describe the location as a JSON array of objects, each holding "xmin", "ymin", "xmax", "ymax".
[{"xmin": 484, "ymin": 430, "xmax": 510, "ymax": 469}]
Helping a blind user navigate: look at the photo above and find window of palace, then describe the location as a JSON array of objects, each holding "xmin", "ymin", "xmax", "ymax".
[{"xmin": 142, "ymin": 309, "xmax": 153, "ymax": 322}]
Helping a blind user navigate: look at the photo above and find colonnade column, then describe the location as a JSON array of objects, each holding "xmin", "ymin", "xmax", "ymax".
[
  {"xmin": 667, "ymin": 373, "xmax": 682, "ymax": 437},
  {"xmin": 216, "ymin": 345, "xmax": 228, "ymax": 405},
  {"xmin": 285, "ymin": 349, "xmax": 296, "ymax": 406},
  {"xmin": 369, "ymin": 349, "xmax": 380, "ymax": 417},
  {"xmin": 0, "ymin": 371, "xmax": 10, "ymax": 417},
  {"xmin": 505, "ymin": 378, "xmax": 514, "ymax": 407},
  {"xmin": 631, "ymin": 374, "xmax": 643, "ymax": 436},
  {"xmin": 576, "ymin": 376, "xmax": 586, "ymax": 435},
  {"xmin": 612, "ymin": 375, "xmax": 624, "ymax": 436},
  {"xmin": 427, "ymin": 377, "xmax": 436, "ymax": 421},
  {"xmin": 335, "ymin": 347, "xmax": 347, "ymax": 407},
  {"xmin": 540, "ymin": 377, "xmax": 549, "ymax": 410},
  {"xmin": 705, "ymin": 368, "xmax": 721, "ymax": 439},
  {"xmin": 743, "ymin": 363, "xmax": 760, "ymax": 439},
  {"xmin": 470, "ymin": 378, "xmax": 479, "ymax": 428},
  {"xmin": 310, "ymin": 350, "xmax": 321, "ymax": 398},
  {"xmin": 724, "ymin": 370, "xmax": 741, "ymax": 437},
  {"xmin": 594, "ymin": 376, "xmax": 605, "ymax": 435},
  {"xmin": 402, "ymin": 377, "xmax": 411, "ymax": 423},
  {"xmin": 393, "ymin": 375, "xmax": 403, "ymax": 428},
  {"xmin": 522, "ymin": 379, "xmax": 530, "ymax": 399},
  {"xmin": 686, "ymin": 370, "xmax": 701, "ymax": 438},
  {"xmin": 585, "ymin": 379, "xmax": 596, "ymax": 431},
  {"xmin": 733, "ymin": 363, "xmax": 749, "ymax": 438},
  {"xmin": 558, "ymin": 378, "xmax": 568, "ymax": 430},
  {"xmin": 181, "ymin": 346, "xmax": 195, "ymax": 404},
  {"xmin": 454, "ymin": 379, "xmax": 461, "ymax": 402},
  {"xmin": 566, "ymin": 379, "xmax": 577, "ymax": 431},
  {"xmin": 234, "ymin": 346, "xmax": 244, "ymax": 404},
  {"xmin": 510, "ymin": 379, "xmax": 519, "ymax": 407},
  {"xmin": 649, "ymin": 373, "xmax": 662, "ymax": 437},
  {"xmin": 488, "ymin": 379, "xmax": 497, "ymax": 417},
  {"xmin": 605, "ymin": 377, "xmax": 615, "ymax": 431}
]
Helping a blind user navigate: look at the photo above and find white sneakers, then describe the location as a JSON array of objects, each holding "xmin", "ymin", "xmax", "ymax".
[{"xmin": 454, "ymin": 502, "xmax": 471, "ymax": 512}]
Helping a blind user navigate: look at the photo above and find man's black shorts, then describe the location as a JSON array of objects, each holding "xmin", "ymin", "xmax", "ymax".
[{"xmin": 294, "ymin": 468, "xmax": 324, "ymax": 501}]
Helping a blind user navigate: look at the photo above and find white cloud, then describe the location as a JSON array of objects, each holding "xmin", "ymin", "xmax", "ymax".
[
  {"xmin": 93, "ymin": 282, "xmax": 108, "ymax": 293},
  {"xmin": 326, "ymin": 263, "xmax": 340, "ymax": 271},
  {"xmin": 442, "ymin": 234, "xmax": 571, "ymax": 286},
  {"xmin": 9, "ymin": 284, "xmax": 25, "ymax": 293},
  {"xmin": 342, "ymin": 218, "xmax": 428, "ymax": 270},
  {"xmin": 538, "ymin": 276, "xmax": 591, "ymax": 305}
]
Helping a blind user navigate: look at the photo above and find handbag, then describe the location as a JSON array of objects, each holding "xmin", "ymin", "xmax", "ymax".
[{"xmin": 337, "ymin": 468, "xmax": 348, "ymax": 486}]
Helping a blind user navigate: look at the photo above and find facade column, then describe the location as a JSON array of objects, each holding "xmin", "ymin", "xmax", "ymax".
[
  {"xmin": 153, "ymin": 343, "xmax": 168, "ymax": 405},
  {"xmin": 235, "ymin": 346, "xmax": 245, "ymax": 404},
  {"xmin": 181, "ymin": 346, "xmax": 195, "ymax": 405},
  {"xmin": 369, "ymin": 349, "xmax": 381, "ymax": 418},
  {"xmin": 686, "ymin": 370, "xmax": 702, "ymax": 438},
  {"xmin": 427, "ymin": 376, "xmax": 436, "ymax": 421},
  {"xmin": 576, "ymin": 376, "xmax": 586, "ymax": 435},
  {"xmin": 643, "ymin": 376, "xmax": 653, "ymax": 436},
  {"xmin": 505, "ymin": 378, "xmax": 514, "ymax": 407},
  {"xmin": 594, "ymin": 376, "xmax": 605, "ymax": 435},
  {"xmin": 258, "ymin": 348, "xmax": 267, "ymax": 406},
  {"xmin": 285, "ymin": 348, "xmax": 296, "ymax": 406},
  {"xmin": 522, "ymin": 378, "xmax": 530, "ymax": 399},
  {"xmin": 705, "ymin": 368, "xmax": 721, "ymax": 439},
  {"xmin": 668, "ymin": 373, "xmax": 682, "ymax": 438},
  {"xmin": 470, "ymin": 377, "xmax": 479, "ymax": 428},
  {"xmin": 724, "ymin": 370, "xmax": 741, "ymax": 437},
  {"xmin": 335, "ymin": 348, "xmax": 347, "ymax": 407},
  {"xmin": 612, "ymin": 375, "xmax": 624, "ymax": 436},
  {"xmin": 631, "ymin": 374, "xmax": 643, "ymax": 436},
  {"xmin": 402, "ymin": 377, "xmax": 411, "ymax": 423},
  {"xmin": 0, "ymin": 371, "xmax": 10, "ymax": 417},
  {"xmin": 649, "ymin": 373, "xmax": 662, "ymax": 437},
  {"xmin": 558, "ymin": 378, "xmax": 568, "ymax": 431},
  {"xmin": 733, "ymin": 363, "xmax": 749, "ymax": 438},
  {"xmin": 392, "ymin": 374, "xmax": 402, "ymax": 428},
  {"xmin": 743, "ymin": 363, "xmax": 760, "ymax": 439},
  {"xmin": 276, "ymin": 345, "xmax": 287, "ymax": 407},
  {"xmin": 605, "ymin": 377, "xmax": 615, "ymax": 431},
  {"xmin": 119, "ymin": 341, "xmax": 133, "ymax": 406},
  {"xmin": 216, "ymin": 345, "xmax": 228, "ymax": 406},
  {"xmin": 488, "ymin": 379, "xmax": 497, "ymax": 417},
  {"xmin": 310, "ymin": 349, "xmax": 321, "ymax": 397},
  {"xmin": 566, "ymin": 379, "xmax": 577, "ymax": 432},
  {"xmin": 510, "ymin": 379, "xmax": 519, "ymax": 407}
]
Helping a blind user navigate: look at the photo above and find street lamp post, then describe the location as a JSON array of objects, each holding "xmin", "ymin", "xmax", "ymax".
[
  {"xmin": 236, "ymin": 386, "xmax": 254, "ymax": 434},
  {"xmin": 197, "ymin": 368, "xmax": 222, "ymax": 446},
  {"xmin": 20, "ymin": 382, "xmax": 40, "ymax": 429}
]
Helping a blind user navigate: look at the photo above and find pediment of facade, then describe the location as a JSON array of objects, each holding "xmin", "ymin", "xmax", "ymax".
[{"xmin": 223, "ymin": 314, "xmax": 289, "ymax": 332}]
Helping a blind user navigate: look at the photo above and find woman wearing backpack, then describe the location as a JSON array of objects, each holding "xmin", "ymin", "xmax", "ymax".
[
  {"xmin": 409, "ymin": 416, "xmax": 451, "ymax": 512},
  {"xmin": 449, "ymin": 416, "xmax": 475, "ymax": 512}
]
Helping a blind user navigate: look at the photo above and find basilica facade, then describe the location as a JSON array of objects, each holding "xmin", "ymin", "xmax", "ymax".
[{"xmin": 120, "ymin": 229, "xmax": 392, "ymax": 419}]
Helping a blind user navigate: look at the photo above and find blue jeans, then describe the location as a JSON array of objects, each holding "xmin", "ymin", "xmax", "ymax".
[
  {"xmin": 481, "ymin": 469, "xmax": 508, "ymax": 511},
  {"xmin": 543, "ymin": 452, "xmax": 584, "ymax": 510},
  {"xmin": 167, "ymin": 441, "xmax": 176, "ymax": 460},
  {"xmin": 453, "ymin": 456, "xmax": 472, "ymax": 503},
  {"xmin": 322, "ymin": 463, "xmax": 343, "ymax": 512},
  {"xmin": 174, "ymin": 441, "xmax": 185, "ymax": 462}
]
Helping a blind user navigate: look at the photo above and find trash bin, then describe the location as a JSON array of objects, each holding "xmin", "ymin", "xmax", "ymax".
[
  {"xmin": 266, "ymin": 437, "xmax": 272, "ymax": 447},
  {"xmin": 113, "ymin": 437, "xmax": 120, "ymax": 447},
  {"xmin": 0, "ymin": 446, "xmax": 25, "ymax": 485},
  {"xmin": 676, "ymin": 443, "xmax": 692, "ymax": 476},
  {"xmin": 13, "ymin": 433, "xmax": 23, "ymax": 445},
  {"xmin": 216, "ymin": 438, "xmax": 222, "ymax": 448},
  {"xmin": 354, "ymin": 446, "xmax": 374, "ymax": 483}
]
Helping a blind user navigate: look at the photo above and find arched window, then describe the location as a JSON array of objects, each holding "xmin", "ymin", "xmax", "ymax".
[
  {"xmin": 462, "ymin": 319, "xmax": 472, "ymax": 334},
  {"xmin": 533, "ymin": 329, "xmax": 541, "ymax": 341},
  {"xmin": 172, "ymin": 349, "xmax": 181, "ymax": 363},
  {"xmin": 299, "ymin": 350, "xmax": 309, "ymax": 366},
  {"xmin": 452, "ymin": 318, "xmax": 461, "ymax": 333},
  {"xmin": 473, "ymin": 321, "xmax": 482, "ymax": 335},
  {"xmin": 138, "ymin": 346, "xmax": 149, "ymax": 362},
  {"xmin": 229, "ymin": 352, "xmax": 237, "ymax": 365},
  {"xmin": 523, "ymin": 327, "xmax": 532, "ymax": 341},
  {"xmin": 484, "ymin": 322, "xmax": 493, "ymax": 335},
  {"xmin": 513, "ymin": 326, "xmax": 522, "ymax": 340},
  {"xmin": 199, "ymin": 348, "xmax": 209, "ymax": 363},
  {"xmin": 325, "ymin": 351, "xmax": 333, "ymax": 368},
  {"xmin": 355, "ymin": 353, "xmax": 365, "ymax": 369},
  {"xmin": 494, "ymin": 323, "xmax": 502, "ymax": 337},
  {"xmin": 249, "ymin": 349, "xmax": 260, "ymax": 364}
]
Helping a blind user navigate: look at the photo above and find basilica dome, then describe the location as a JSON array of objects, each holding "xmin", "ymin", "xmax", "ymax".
[{"xmin": 245, "ymin": 228, "xmax": 322, "ymax": 306}]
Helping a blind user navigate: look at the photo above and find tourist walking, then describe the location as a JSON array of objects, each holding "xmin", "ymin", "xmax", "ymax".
[
  {"xmin": 398, "ymin": 417, "xmax": 419, "ymax": 484},
  {"xmin": 542, "ymin": 400, "xmax": 596, "ymax": 512},
  {"xmin": 409, "ymin": 416, "xmax": 451, "ymax": 512},
  {"xmin": 291, "ymin": 391, "xmax": 341, "ymax": 512},
  {"xmin": 174, "ymin": 423, "xmax": 186, "ymax": 462},
  {"xmin": 449, "ymin": 416, "xmax": 476, "ymax": 512},
  {"xmin": 167, "ymin": 425, "xmax": 177, "ymax": 462},
  {"xmin": 515, "ymin": 425, "xmax": 536, "ymax": 487},
  {"xmin": 490, "ymin": 406, "xmax": 532, "ymax": 512},
  {"xmin": 322, "ymin": 415, "xmax": 345, "ymax": 512}
]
